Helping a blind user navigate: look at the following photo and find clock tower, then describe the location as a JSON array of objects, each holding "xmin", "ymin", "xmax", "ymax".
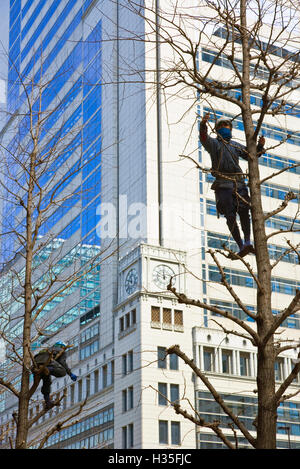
[{"xmin": 118, "ymin": 243, "xmax": 186, "ymax": 304}]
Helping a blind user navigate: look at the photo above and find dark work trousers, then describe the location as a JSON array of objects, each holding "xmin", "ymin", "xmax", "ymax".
[
  {"xmin": 40, "ymin": 361, "xmax": 67, "ymax": 397},
  {"xmin": 215, "ymin": 185, "xmax": 251, "ymax": 249}
]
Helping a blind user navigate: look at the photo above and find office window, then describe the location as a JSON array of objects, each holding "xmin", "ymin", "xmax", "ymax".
[
  {"xmin": 158, "ymin": 346, "xmax": 167, "ymax": 369},
  {"xmin": 128, "ymin": 386, "xmax": 134, "ymax": 410},
  {"xmin": 80, "ymin": 322, "xmax": 99, "ymax": 343},
  {"xmin": 111, "ymin": 360, "xmax": 115, "ymax": 384},
  {"xmin": 122, "ymin": 350, "xmax": 134, "ymax": 375},
  {"xmin": 78, "ymin": 379, "xmax": 82, "ymax": 402},
  {"xmin": 70, "ymin": 384, "xmax": 75, "ymax": 405},
  {"xmin": 122, "ymin": 389, "xmax": 127, "ymax": 412},
  {"xmin": 171, "ymin": 421, "xmax": 181, "ymax": 445},
  {"xmin": 79, "ymin": 340, "xmax": 99, "ymax": 360},
  {"xmin": 222, "ymin": 350, "xmax": 233, "ymax": 374},
  {"xmin": 122, "ymin": 424, "xmax": 133, "ymax": 448},
  {"xmin": 122, "ymin": 386, "xmax": 133, "ymax": 411},
  {"xmin": 94, "ymin": 370, "xmax": 99, "ymax": 393},
  {"xmin": 125, "ymin": 312, "xmax": 130, "ymax": 329},
  {"xmin": 169, "ymin": 353, "xmax": 179, "ymax": 370},
  {"xmin": 203, "ymin": 347, "xmax": 215, "ymax": 372},
  {"xmin": 128, "ymin": 350, "xmax": 133, "ymax": 373},
  {"xmin": 158, "ymin": 383, "xmax": 168, "ymax": 406},
  {"xmin": 128, "ymin": 423, "xmax": 134, "ymax": 448},
  {"xmin": 86, "ymin": 375, "xmax": 90, "ymax": 397},
  {"xmin": 170, "ymin": 384, "xmax": 179, "ymax": 404},
  {"xmin": 240, "ymin": 352, "xmax": 250, "ymax": 377},
  {"xmin": 159, "ymin": 420, "xmax": 168, "ymax": 444},
  {"xmin": 102, "ymin": 365, "xmax": 108, "ymax": 388},
  {"xmin": 131, "ymin": 309, "xmax": 136, "ymax": 324},
  {"xmin": 122, "ymin": 354, "xmax": 127, "ymax": 375},
  {"xmin": 275, "ymin": 358, "xmax": 284, "ymax": 381},
  {"xmin": 122, "ymin": 426, "xmax": 127, "ymax": 449},
  {"xmin": 119, "ymin": 317, "xmax": 124, "ymax": 332}
]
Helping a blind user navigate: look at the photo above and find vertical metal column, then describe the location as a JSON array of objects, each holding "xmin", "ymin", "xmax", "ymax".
[{"xmin": 156, "ymin": 0, "xmax": 163, "ymax": 246}]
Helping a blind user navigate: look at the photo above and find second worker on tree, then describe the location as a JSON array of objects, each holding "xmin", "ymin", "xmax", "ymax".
[{"xmin": 33, "ymin": 341, "xmax": 77, "ymax": 409}]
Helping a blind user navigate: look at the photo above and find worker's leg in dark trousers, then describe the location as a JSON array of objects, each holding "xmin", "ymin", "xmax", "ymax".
[
  {"xmin": 215, "ymin": 187, "xmax": 243, "ymax": 250},
  {"xmin": 41, "ymin": 374, "xmax": 53, "ymax": 409}
]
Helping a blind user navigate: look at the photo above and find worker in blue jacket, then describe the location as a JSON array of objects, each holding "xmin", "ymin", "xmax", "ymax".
[{"xmin": 200, "ymin": 112, "xmax": 265, "ymax": 258}]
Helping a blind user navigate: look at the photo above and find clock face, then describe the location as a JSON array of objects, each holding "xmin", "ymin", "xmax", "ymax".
[
  {"xmin": 152, "ymin": 264, "xmax": 175, "ymax": 290},
  {"xmin": 125, "ymin": 268, "xmax": 138, "ymax": 295}
]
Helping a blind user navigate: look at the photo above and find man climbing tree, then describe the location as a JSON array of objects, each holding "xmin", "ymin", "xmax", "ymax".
[
  {"xmin": 200, "ymin": 112, "xmax": 265, "ymax": 258},
  {"xmin": 32, "ymin": 342, "xmax": 78, "ymax": 409}
]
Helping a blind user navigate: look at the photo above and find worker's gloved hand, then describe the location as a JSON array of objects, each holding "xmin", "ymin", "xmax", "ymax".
[
  {"xmin": 258, "ymin": 135, "xmax": 265, "ymax": 146},
  {"xmin": 200, "ymin": 112, "xmax": 210, "ymax": 127},
  {"xmin": 70, "ymin": 373, "xmax": 77, "ymax": 382},
  {"xmin": 200, "ymin": 112, "xmax": 210, "ymax": 142}
]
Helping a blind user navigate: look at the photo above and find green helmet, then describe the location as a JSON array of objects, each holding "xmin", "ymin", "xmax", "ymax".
[{"xmin": 54, "ymin": 341, "xmax": 66, "ymax": 348}]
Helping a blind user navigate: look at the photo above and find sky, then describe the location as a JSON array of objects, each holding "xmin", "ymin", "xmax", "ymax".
[{"xmin": 0, "ymin": 2, "xmax": 9, "ymax": 105}]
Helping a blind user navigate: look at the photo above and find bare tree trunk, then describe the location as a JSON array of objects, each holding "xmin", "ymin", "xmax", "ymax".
[
  {"xmin": 239, "ymin": 0, "xmax": 277, "ymax": 448},
  {"xmin": 246, "ymin": 135, "xmax": 277, "ymax": 448},
  {"xmin": 249, "ymin": 153, "xmax": 277, "ymax": 448}
]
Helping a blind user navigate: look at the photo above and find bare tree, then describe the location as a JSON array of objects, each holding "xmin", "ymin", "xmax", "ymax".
[{"xmin": 112, "ymin": 0, "xmax": 300, "ymax": 449}]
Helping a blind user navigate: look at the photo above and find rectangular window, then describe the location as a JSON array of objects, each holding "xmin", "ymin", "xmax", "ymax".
[
  {"xmin": 128, "ymin": 423, "xmax": 134, "ymax": 448},
  {"xmin": 122, "ymin": 426, "xmax": 127, "ymax": 449},
  {"xmin": 203, "ymin": 347, "xmax": 215, "ymax": 372},
  {"xmin": 122, "ymin": 354, "xmax": 127, "ymax": 375},
  {"xmin": 131, "ymin": 309, "xmax": 136, "ymax": 324},
  {"xmin": 125, "ymin": 313, "xmax": 130, "ymax": 329},
  {"xmin": 128, "ymin": 350, "xmax": 133, "ymax": 373},
  {"xmin": 275, "ymin": 358, "xmax": 284, "ymax": 381},
  {"xmin": 158, "ymin": 347, "xmax": 167, "ymax": 369},
  {"xmin": 122, "ymin": 389, "xmax": 127, "ymax": 412},
  {"xmin": 169, "ymin": 353, "xmax": 178, "ymax": 370},
  {"xmin": 151, "ymin": 306, "xmax": 160, "ymax": 323},
  {"xmin": 159, "ymin": 420, "xmax": 168, "ymax": 444},
  {"xmin": 94, "ymin": 370, "xmax": 99, "ymax": 393},
  {"xmin": 171, "ymin": 422, "xmax": 181, "ymax": 445},
  {"xmin": 111, "ymin": 360, "xmax": 115, "ymax": 385},
  {"xmin": 70, "ymin": 384, "xmax": 75, "ymax": 405},
  {"xmin": 119, "ymin": 317, "xmax": 124, "ymax": 332},
  {"xmin": 86, "ymin": 375, "xmax": 90, "ymax": 397},
  {"xmin": 240, "ymin": 352, "xmax": 250, "ymax": 377},
  {"xmin": 163, "ymin": 308, "xmax": 172, "ymax": 325},
  {"xmin": 102, "ymin": 365, "xmax": 108, "ymax": 388},
  {"xmin": 78, "ymin": 379, "xmax": 82, "ymax": 402},
  {"xmin": 158, "ymin": 383, "xmax": 168, "ymax": 406},
  {"xmin": 174, "ymin": 309, "xmax": 183, "ymax": 325},
  {"xmin": 128, "ymin": 386, "xmax": 134, "ymax": 410}
]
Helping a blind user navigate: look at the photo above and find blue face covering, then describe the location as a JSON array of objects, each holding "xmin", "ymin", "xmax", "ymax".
[{"xmin": 217, "ymin": 127, "xmax": 232, "ymax": 141}]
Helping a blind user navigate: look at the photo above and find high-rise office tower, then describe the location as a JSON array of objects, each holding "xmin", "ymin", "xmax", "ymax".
[{"xmin": 0, "ymin": 0, "xmax": 299, "ymax": 449}]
